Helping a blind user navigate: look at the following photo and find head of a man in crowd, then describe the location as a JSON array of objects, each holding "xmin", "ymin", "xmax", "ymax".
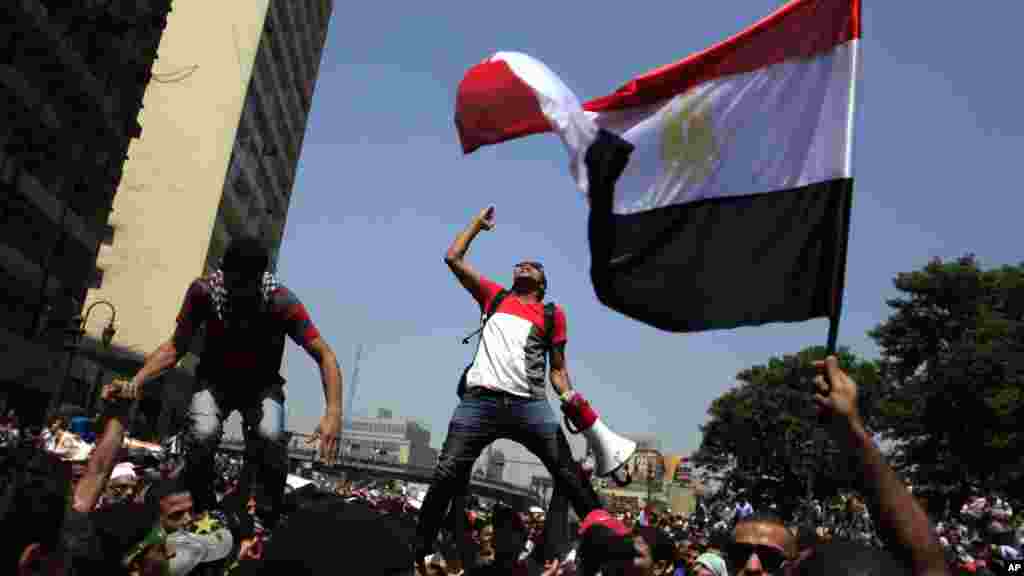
[
  {"xmin": 96, "ymin": 478, "xmax": 192, "ymax": 576},
  {"xmin": 145, "ymin": 477, "xmax": 193, "ymax": 535},
  {"xmin": 729, "ymin": 511, "xmax": 791, "ymax": 576},
  {"xmin": 491, "ymin": 505, "xmax": 528, "ymax": 565},
  {"xmin": 692, "ymin": 552, "xmax": 728, "ymax": 576},
  {"xmin": 790, "ymin": 541, "xmax": 908, "ymax": 576},
  {"xmin": 511, "ymin": 260, "xmax": 547, "ymax": 299},
  {"xmin": 80, "ymin": 500, "xmax": 170, "ymax": 576},
  {"xmin": 48, "ymin": 416, "xmax": 65, "ymax": 434},
  {"xmin": 1, "ymin": 446, "xmax": 70, "ymax": 576},
  {"xmin": 221, "ymin": 236, "xmax": 270, "ymax": 312},
  {"xmin": 634, "ymin": 526, "xmax": 675, "ymax": 575},
  {"xmin": 579, "ymin": 525, "xmax": 643, "ymax": 576},
  {"xmin": 105, "ymin": 463, "xmax": 138, "ymax": 506}
]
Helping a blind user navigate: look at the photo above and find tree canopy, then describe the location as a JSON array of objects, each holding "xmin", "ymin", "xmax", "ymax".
[
  {"xmin": 693, "ymin": 255, "xmax": 1024, "ymax": 516},
  {"xmin": 693, "ymin": 346, "xmax": 882, "ymax": 511},
  {"xmin": 869, "ymin": 255, "xmax": 1024, "ymax": 504}
]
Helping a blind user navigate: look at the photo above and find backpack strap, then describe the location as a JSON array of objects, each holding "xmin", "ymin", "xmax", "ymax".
[
  {"xmin": 484, "ymin": 289, "xmax": 510, "ymax": 323},
  {"xmin": 461, "ymin": 289, "xmax": 510, "ymax": 345}
]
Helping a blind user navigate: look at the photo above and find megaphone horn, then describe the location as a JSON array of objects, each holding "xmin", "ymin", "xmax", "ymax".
[{"xmin": 561, "ymin": 392, "xmax": 637, "ymax": 486}]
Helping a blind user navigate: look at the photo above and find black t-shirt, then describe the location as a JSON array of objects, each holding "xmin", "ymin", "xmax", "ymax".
[
  {"xmin": 64, "ymin": 504, "xmax": 159, "ymax": 574},
  {"xmin": 63, "ymin": 509, "xmax": 103, "ymax": 569}
]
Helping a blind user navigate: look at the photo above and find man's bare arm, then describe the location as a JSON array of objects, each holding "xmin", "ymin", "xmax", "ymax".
[
  {"xmin": 303, "ymin": 336, "xmax": 343, "ymax": 417},
  {"xmin": 444, "ymin": 206, "xmax": 494, "ymax": 298},
  {"xmin": 815, "ymin": 357, "xmax": 949, "ymax": 576},
  {"xmin": 72, "ymin": 401, "xmax": 129, "ymax": 512},
  {"xmin": 120, "ymin": 338, "xmax": 186, "ymax": 399},
  {"xmin": 549, "ymin": 344, "xmax": 573, "ymax": 398}
]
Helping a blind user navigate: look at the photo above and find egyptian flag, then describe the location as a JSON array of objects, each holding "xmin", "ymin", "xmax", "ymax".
[{"xmin": 455, "ymin": 0, "xmax": 860, "ymax": 335}]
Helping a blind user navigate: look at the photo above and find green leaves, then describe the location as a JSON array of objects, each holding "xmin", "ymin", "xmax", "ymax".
[
  {"xmin": 694, "ymin": 255, "xmax": 1024, "ymax": 509},
  {"xmin": 870, "ymin": 255, "xmax": 1024, "ymax": 501},
  {"xmin": 694, "ymin": 346, "xmax": 879, "ymax": 504}
]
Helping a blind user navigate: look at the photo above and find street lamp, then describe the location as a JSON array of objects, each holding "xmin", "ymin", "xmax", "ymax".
[{"xmin": 54, "ymin": 300, "xmax": 117, "ymax": 417}]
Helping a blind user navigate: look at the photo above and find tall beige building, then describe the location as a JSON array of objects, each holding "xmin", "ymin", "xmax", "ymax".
[{"xmin": 79, "ymin": 0, "xmax": 333, "ymax": 436}]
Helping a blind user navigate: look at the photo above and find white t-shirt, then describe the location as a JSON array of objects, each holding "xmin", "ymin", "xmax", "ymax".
[{"xmin": 465, "ymin": 277, "xmax": 567, "ymax": 398}]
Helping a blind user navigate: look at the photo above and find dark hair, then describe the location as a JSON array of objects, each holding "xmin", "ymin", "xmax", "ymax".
[
  {"xmin": 579, "ymin": 525, "xmax": 639, "ymax": 576},
  {"xmin": 87, "ymin": 502, "xmax": 162, "ymax": 573},
  {"xmin": 635, "ymin": 525, "xmax": 675, "ymax": 564},
  {"xmin": 491, "ymin": 504, "xmax": 526, "ymax": 532},
  {"xmin": 795, "ymin": 541, "xmax": 909, "ymax": 576},
  {"xmin": 144, "ymin": 476, "xmax": 190, "ymax": 511},
  {"xmin": 797, "ymin": 524, "xmax": 819, "ymax": 551},
  {"xmin": 0, "ymin": 445, "xmax": 70, "ymax": 571},
  {"xmin": 223, "ymin": 236, "xmax": 269, "ymax": 277},
  {"xmin": 735, "ymin": 510, "xmax": 787, "ymax": 530}
]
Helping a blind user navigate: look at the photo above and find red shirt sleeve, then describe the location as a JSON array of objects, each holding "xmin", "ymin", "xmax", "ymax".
[
  {"xmin": 271, "ymin": 287, "xmax": 321, "ymax": 348},
  {"xmin": 173, "ymin": 280, "xmax": 211, "ymax": 343},
  {"xmin": 551, "ymin": 305, "xmax": 568, "ymax": 346},
  {"xmin": 474, "ymin": 275, "xmax": 505, "ymax": 312}
]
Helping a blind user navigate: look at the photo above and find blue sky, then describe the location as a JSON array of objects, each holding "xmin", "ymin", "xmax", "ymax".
[{"xmin": 271, "ymin": 0, "xmax": 1024, "ymax": 461}]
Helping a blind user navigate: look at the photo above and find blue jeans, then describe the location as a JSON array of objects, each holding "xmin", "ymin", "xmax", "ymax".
[
  {"xmin": 416, "ymin": 387, "xmax": 602, "ymax": 560},
  {"xmin": 183, "ymin": 380, "xmax": 287, "ymax": 521}
]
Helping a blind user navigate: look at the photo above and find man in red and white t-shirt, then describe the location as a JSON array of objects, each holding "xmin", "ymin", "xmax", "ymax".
[{"xmin": 415, "ymin": 205, "xmax": 603, "ymax": 568}]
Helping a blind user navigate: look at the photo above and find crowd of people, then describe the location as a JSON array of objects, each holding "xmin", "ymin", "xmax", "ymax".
[
  {"xmin": 3, "ymin": 361, "xmax": 1024, "ymax": 576},
  {"xmin": 3, "ymin": 215, "xmax": 1020, "ymax": 576}
]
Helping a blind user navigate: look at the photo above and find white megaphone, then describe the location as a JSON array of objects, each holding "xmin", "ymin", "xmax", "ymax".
[{"xmin": 561, "ymin": 392, "xmax": 636, "ymax": 487}]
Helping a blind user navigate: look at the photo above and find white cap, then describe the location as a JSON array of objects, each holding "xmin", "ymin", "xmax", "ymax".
[
  {"xmin": 286, "ymin": 474, "xmax": 315, "ymax": 490},
  {"xmin": 529, "ymin": 506, "xmax": 544, "ymax": 514},
  {"xmin": 111, "ymin": 462, "xmax": 137, "ymax": 482}
]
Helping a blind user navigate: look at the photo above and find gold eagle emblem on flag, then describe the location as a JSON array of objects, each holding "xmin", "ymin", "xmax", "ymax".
[{"xmin": 661, "ymin": 89, "xmax": 719, "ymax": 187}]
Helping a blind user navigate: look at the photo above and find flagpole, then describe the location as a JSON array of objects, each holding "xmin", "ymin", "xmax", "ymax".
[
  {"xmin": 828, "ymin": 36, "xmax": 861, "ymax": 358},
  {"xmin": 826, "ymin": 314, "xmax": 840, "ymax": 357}
]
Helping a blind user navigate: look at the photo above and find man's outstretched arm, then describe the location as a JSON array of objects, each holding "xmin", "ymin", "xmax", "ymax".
[
  {"xmin": 72, "ymin": 396, "xmax": 131, "ymax": 512},
  {"xmin": 304, "ymin": 336, "xmax": 343, "ymax": 465},
  {"xmin": 122, "ymin": 281, "xmax": 204, "ymax": 399},
  {"xmin": 445, "ymin": 206, "xmax": 495, "ymax": 301},
  {"xmin": 814, "ymin": 356, "xmax": 949, "ymax": 576}
]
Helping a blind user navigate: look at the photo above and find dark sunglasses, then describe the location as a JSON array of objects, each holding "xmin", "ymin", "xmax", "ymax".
[
  {"xmin": 515, "ymin": 261, "xmax": 544, "ymax": 271},
  {"xmin": 726, "ymin": 542, "xmax": 787, "ymax": 572}
]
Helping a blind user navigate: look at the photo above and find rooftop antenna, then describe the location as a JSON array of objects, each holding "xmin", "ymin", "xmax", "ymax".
[{"xmin": 344, "ymin": 344, "xmax": 363, "ymax": 434}]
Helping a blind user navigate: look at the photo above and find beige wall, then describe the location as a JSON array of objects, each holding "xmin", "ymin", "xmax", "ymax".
[{"xmin": 84, "ymin": 0, "xmax": 271, "ymax": 355}]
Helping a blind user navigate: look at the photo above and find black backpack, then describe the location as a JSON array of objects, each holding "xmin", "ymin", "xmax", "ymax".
[{"xmin": 457, "ymin": 290, "xmax": 556, "ymax": 398}]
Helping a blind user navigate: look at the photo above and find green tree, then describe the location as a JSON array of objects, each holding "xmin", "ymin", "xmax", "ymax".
[
  {"xmin": 869, "ymin": 255, "xmax": 1024, "ymax": 507},
  {"xmin": 693, "ymin": 346, "xmax": 882, "ymax": 513}
]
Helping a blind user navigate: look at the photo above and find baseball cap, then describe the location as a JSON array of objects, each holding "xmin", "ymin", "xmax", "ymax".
[{"xmin": 168, "ymin": 513, "xmax": 234, "ymax": 576}]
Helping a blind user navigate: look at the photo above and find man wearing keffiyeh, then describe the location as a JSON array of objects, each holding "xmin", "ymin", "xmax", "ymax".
[{"xmin": 112, "ymin": 236, "xmax": 343, "ymax": 530}]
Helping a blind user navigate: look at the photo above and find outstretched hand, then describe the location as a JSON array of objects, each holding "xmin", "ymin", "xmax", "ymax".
[
  {"xmin": 812, "ymin": 355, "xmax": 861, "ymax": 430},
  {"xmin": 310, "ymin": 413, "xmax": 341, "ymax": 465},
  {"xmin": 477, "ymin": 205, "xmax": 496, "ymax": 231},
  {"xmin": 102, "ymin": 378, "xmax": 138, "ymax": 401}
]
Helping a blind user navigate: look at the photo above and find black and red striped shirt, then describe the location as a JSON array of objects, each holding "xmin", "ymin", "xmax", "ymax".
[{"xmin": 174, "ymin": 278, "xmax": 320, "ymax": 385}]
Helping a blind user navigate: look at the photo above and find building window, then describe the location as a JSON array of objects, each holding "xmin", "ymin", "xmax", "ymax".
[
  {"xmin": 101, "ymin": 224, "xmax": 115, "ymax": 246},
  {"xmin": 89, "ymin": 268, "xmax": 104, "ymax": 289},
  {"xmin": 234, "ymin": 177, "xmax": 251, "ymax": 199}
]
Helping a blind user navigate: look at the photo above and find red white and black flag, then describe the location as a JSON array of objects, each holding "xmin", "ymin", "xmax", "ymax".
[{"xmin": 455, "ymin": 0, "xmax": 861, "ymax": 337}]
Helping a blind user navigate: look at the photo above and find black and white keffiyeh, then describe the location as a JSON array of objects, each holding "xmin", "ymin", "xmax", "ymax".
[{"xmin": 206, "ymin": 268, "xmax": 280, "ymax": 321}]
